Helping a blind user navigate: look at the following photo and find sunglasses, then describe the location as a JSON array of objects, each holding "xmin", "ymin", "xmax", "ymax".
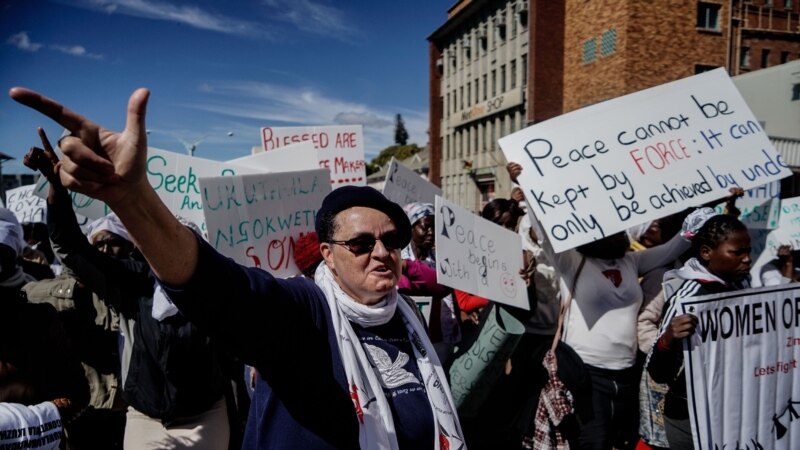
[{"xmin": 328, "ymin": 231, "xmax": 404, "ymax": 255}]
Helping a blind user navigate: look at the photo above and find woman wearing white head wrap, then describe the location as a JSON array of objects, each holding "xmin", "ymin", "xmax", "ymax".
[{"xmin": 0, "ymin": 207, "xmax": 32, "ymax": 287}]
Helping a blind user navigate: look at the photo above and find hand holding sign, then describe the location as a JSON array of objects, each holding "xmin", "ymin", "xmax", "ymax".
[{"xmin": 10, "ymin": 87, "xmax": 150, "ymax": 207}]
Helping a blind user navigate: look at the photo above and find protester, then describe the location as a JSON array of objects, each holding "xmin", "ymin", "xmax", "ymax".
[
  {"xmin": 401, "ymin": 202, "xmax": 460, "ymax": 366},
  {"xmin": 24, "ymin": 136, "xmax": 230, "ymax": 450},
  {"xmin": 507, "ymin": 161, "xmax": 699, "ymax": 450},
  {"xmin": 0, "ymin": 207, "xmax": 88, "ymax": 449},
  {"xmin": 10, "ymin": 86, "xmax": 464, "ymax": 449},
  {"xmin": 759, "ymin": 244, "xmax": 800, "ymax": 286},
  {"xmin": 646, "ymin": 212, "xmax": 751, "ymax": 449},
  {"xmin": 448, "ymin": 196, "xmax": 545, "ymax": 450}
]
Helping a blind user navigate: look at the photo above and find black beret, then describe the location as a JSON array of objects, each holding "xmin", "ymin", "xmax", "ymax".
[{"xmin": 315, "ymin": 186, "xmax": 411, "ymax": 247}]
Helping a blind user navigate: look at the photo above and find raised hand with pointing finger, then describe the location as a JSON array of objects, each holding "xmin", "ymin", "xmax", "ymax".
[
  {"xmin": 10, "ymin": 87, "xmax": 197, "ymax": 285},
  {"xmin": 10, "ymin": 87, "xmax": 150, "ymax": 205}
]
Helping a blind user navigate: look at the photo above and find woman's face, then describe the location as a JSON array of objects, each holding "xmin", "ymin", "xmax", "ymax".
[
  {"xmin": 701, "ymin": 230, "xmax": 752, "ymax": 282},
  {"xmin": 411, "ymin": 216, "xmax": 435, "ymax": 250}
]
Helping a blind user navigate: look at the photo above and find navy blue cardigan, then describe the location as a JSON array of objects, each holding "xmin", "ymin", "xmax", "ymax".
[{"xmin": 164, "ymin": 236, "xmax": 360, "ymax": 449}]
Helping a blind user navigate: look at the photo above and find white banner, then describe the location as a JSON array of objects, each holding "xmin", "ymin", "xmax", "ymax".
[
  {"xmin": 34, "ymin": 148, "xmax": 262, "ymax": 232},
  {"xmin": 382, "ymin": 157, "xmax": 442, "ymax": 207},
  {"xmin": 227, "ymin": 141, "xmax": 319, "ymax": 172},
  {"xmin": 258, "ymin": 125, "xmax": 366, "ymax": 187},
  {"xmin": 499, "ymin": 68, "xmax": 791, "ymax": 253},
  {"xmin": 681, "ymin": 284, "xmax": 800, "ymax": 449},
  {"xmin": 434, "ymin": 195, "xmax": 528, "ymax": 310},
  {"xmin": 199, "ymin": 169, "xmax": 331, "ymax": 278}
]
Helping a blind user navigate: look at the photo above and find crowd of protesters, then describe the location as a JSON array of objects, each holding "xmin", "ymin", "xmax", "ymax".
[{"xmin": 0, "ymin": 86, "xmax": 772, "ymax": 450}]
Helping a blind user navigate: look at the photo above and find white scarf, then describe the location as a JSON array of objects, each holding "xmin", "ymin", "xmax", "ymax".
[{"xmin": 315, "ymin": 264, "xmax": 464, "ymax": 450}]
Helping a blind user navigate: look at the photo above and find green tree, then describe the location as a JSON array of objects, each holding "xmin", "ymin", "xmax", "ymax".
[
  {"xmin": 365, "ymin": 143, "xmax": 422, "ymax": 176},
  {"xmin": 394, "ymin": 114, "xmax": 409, "ymax": 146}
]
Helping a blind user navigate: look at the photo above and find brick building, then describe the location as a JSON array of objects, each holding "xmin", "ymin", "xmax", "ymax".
[{"xmin": 428, "ymin": 0, "xmax": 800, "ymax": 211}]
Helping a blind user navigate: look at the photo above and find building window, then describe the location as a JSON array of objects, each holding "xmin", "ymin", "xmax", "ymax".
[
  {"xmin": 765, "ymin": 0, "xmax": 774, "ymax": 7},
  {"xmin": 785, "ymin": 0, "xmax": 792, "ymax": 9},
  {"xmin": 489, "ymin": 121, "xmax": 495, "ymax": 150},
  {"xmin": 459, "ymin": 87, "xmax": 464, "ymax": 111},
  {"xmin": 501, "ymin": 65, "xmax": 507, "ymax": 93},
  {"xmin": 521, "ymin": 54, "xmax": 528, "ymax": 86},
  {"xmin": 511, "ymin": 59, "xmax": 517, "ymax": 89},
  {"xmin": 781, "ymin": 51, "xmax": 790, "ymax": 64},
  {"xmin": 792, "ymin": 83, "xmax": 800, "ymax": 101},
  {"xmin": 583, "ymin": 38, "xmax": 596, "ymax": 64},
  {"xmin": 483, "ymin": 75, "xmax": 488, "ymax": 101},
  {"xmin": 472, "ymin": 125, "xmax": 478, "ymax": 154},
  {"xmin": 600, "ymin": 29, "xmax": 617, "ymax": 57},
  {"xmin": 491, "ymin": 69, "xmax": 497, "ymax": 97},
  {"xmin": 740, "ymin": 47, "xmax": 750, "ymax": 68},
  {"xmin": 761, "ymin": 48, "xmax": 771, "ymax": 68},
  {"xmin": 697, "ymin": 3, "xmax": 721, "ymax": 31},
  {"xmin": 466, "ymin": 83, "xmax": 471, "ymax": 107},
  {"xmin": 695, "ymin": 64, "xmax": 717, "ymax": 74}
]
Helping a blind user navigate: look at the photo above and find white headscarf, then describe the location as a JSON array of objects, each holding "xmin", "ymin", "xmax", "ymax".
[
  {"xmin": 0, "ymin": 207, "xmax": 33, "ymax": 288},
  {"xmin": 87, "ymin": 213, "xmax": 132, "ymax": 244},
  {"xmin": 0, "ymin": 208, "xmax": 25, "ymax": 257}
]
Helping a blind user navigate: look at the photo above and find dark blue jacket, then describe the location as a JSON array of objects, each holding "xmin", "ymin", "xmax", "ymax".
[{"xmin": 164, "ymin": 236, "xmax": 360, "ymax": 449}]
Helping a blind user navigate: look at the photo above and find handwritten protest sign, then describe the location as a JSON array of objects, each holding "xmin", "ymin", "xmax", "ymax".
[
  {"xmin": 680, "ymin": 284, "xmax": 800, "ymax": 449},
  {"xmin": 449, "ymin": 305, "xmax": 525, "ymax": 417},
  {"xmin": 33, "ymin": 148, "xmax": 261, "ymax": 231},
  {"xmin": 6, "ymin": 185, "xmax": 47, "ymax": 224},
  {"xmin": 434, "ymin": 195, "xmax": 528, "ymax": 309},
  {"xmin": 382, "ymin": 157, "xmax": 442, "ymax": 207},
  {"xmin": 199, "ymin": 169, "xmax": 331, "ymax": 278},
  {"xmin": 499, "ymin": 68, "xmax": 791, "ymax": 253},
  {"xmin": 713, "ymin": 181, "xmax": 780, "ymax": 229},
  {"xmin": 7, "ymin": 184, "xmax": 92, "ymax": 230},
  {"xmin": 258, "ymin": 125, "xmax": 366, "ymax": 187},
  {"xmin": 228, "ymin": 141, "xmax": 319, "ymax": 172}
]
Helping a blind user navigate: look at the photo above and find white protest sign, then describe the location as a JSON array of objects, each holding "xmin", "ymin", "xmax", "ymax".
[
  {"xmin": 7, "ymin": 183, "xmax": 92, "ymax": 230},
  {"xmin": 434, "ymin": 195, "xmax": 528, "ymax": 309},
  {"xmin": 199, "ymin": 169, "xmax": 331, "ymax": 278},
  {"xmin": 499, "ymin": 68, "xmax": 791, "ymax": 253},
  {"xmin": 713, "ymin": 181, "xmax": 780, "ymax": 229},
  {"xmin": 259, "ymin": 125, "xmax": 366, "ymax": 187},
  {"xmin": 382, "ymin": 157, "xmax": 442, "ymax": 207},
  {"xmin": 6, "ymin": 184, "xmax": 47, "ymax": 224},
  {"xmin": 749, "ymin": 196, "xmax": 800, "ymax": 286},
  {"xmin": 33, "ymin": 148, "xmax": 262, "ymax": 231},
  {"xmin": 680, "ymin": 284, "xmax": 800, "ymax": 449},
  {"xmin": 228, "ymin": 141, "xmax": 319, "ymax": 172}
]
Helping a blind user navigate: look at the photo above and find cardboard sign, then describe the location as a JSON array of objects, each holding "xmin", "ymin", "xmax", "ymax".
[
  {"xmin": 713, "ymin": 181, "xmax": 780, "ymax": 229},
  {"xmin": 227, "ymin": 141, "xmax": 319, "ymax": 172},
  {"xmin": 680, "ymin": 284, "xmax": 800, "ymax": 449},
  {"xmin": 258, "ymin": 125, "xmax": 366, "ymax": 187},
  {"xmin": 33, "ymin": 148, "xmax": 262, "ymax": 231},
  {"xmin": 499, "ymin": 68, "xmax": 791, "ymax": 253},
  {"xmin": 199, "ymin": 169, "xmax": 331, "ymax": 278},
  {"xmin": 7, "ymin": 183, "xmax": 92, "ymax": 230},
  {"xmin": 382, "ymin": 157, "xmax": 442, "ymax": 207},
  {"xmin": 434, "ymin": 195, "xmax": 528, "ymax": 310},
  {"xmin": 6, "ymin": 185, "xmax": 47, "ymax": 224}
]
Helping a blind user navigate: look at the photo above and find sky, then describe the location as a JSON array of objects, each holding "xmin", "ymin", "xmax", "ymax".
[{"xmin": 0, "ymin": 0, "xmax": 450, "ymax": 175}]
